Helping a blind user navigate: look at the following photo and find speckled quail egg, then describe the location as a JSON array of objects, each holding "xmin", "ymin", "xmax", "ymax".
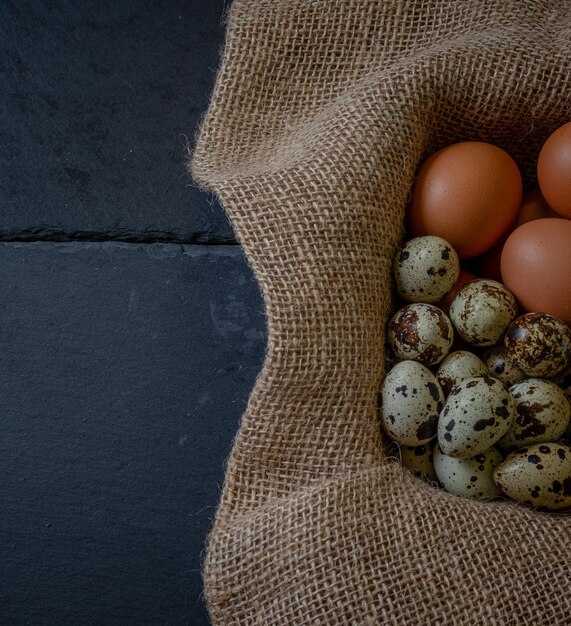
[
  {"xmin": 387, "ymin": 303, "xmax": 454, "ymax": 367},
  {"xmin": 483, "ymin": 345, "xmax": 526, "ymax": 388},
  {"xmin": 436, "ymin": 350, "xmax": 488, "ymax": 396},
  {"xmin": 449, "ymin": 279, "xmax": 518, "ymax": 346},
  {"xmin": 438, "ymin": 376, "xmax": 515, "ymax": 457},
  {"xmin": 381, "ymin": 360, "xmax": 444, "ymax": 446},
  {"xmin": 399, "ymin": 443, "xmax": 438, "ymax": 482},
  {"xmin": 493, "ymin": 443, "xmax": 571, "ymax": 510},
  {"xmin": 394, "ymin": 236, "xmax": 460, "ymax": 303},
  {"xmin": 497, "ymin": 379, "xmax": 570, "ymax": 450},
  {"xmin": 434, "ymin": 444, "xmax": 503, "ymax": 500},
  {"xmin": 504, "ymin": 313, "xmax": 571, "ymax": 378}
]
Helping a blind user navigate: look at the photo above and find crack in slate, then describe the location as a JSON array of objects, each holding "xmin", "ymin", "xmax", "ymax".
[{"xmin": 0, "ymin": 229, "xmax": 239, "ymax": 245}]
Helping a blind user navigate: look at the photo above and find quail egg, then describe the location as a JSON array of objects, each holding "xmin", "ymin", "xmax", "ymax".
[
  {"xmin": 449, "ymin": 279, "xmax": 518, "ymax": 346},
  {"xmin": 381, "ymin": 360, "xmax": 444, "ymax": 446},
  {"xmin": 436, "ymin": 350, "xmax": 488, "ymax": 396},
  {"xmin": 394, "ymin": 236, "xmax": 460, "ymax": 303},
  {"xmin": 399, "ymin": 443, "xmax": 438, "ymax": 482},
  {"xmin": 504, "ymin": 312, "xmax": 571, "ymax": 378},
  {"xmin": 387, "ymin": 303, "xmax": 454, "ymax": 366},
  {"xmin": 434, "ymin": 444, "xmax": 503, "ymax": 500},
  {"xmin": 493, "ymin": 443, "xmax": 571, "ymax": 510},
  {"xmin": 438, "ymin": 376, "xmax": 515, "ymax": 457},
  {"xmin": 483, "ymin": 345, "xmax": 526, "ymax": 388},
  {"xmin": 498, "ymin": 379, "xmax": 570, "ymax": 450}
]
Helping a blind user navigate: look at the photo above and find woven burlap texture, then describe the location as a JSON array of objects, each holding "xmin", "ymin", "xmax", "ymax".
[{"xmin": 191, "ymin": 1, "xmax": 571, "ymax": 624}]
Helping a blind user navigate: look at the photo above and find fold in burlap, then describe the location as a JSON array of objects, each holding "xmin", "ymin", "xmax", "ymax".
[{"xmin": 191, "ymin": 1, "xmax": 571, "ymax": 623}]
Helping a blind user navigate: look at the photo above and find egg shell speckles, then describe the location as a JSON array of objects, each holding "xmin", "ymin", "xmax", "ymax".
[
  {"xmin": 493, "ymin": 443, "xmax": 571, "ymax": 510},
  {"xmin": 434, "ymin": 444, "xmax": 503, "ymax": 500},
  {"xmin": 387, "ymin": 303, "xmax": 454, "ymax": 367},
  {"xmin": 498, "ymin": 379, "xmax": 570, "ymax": 450},
  {"xmin": 438, "ymin": 376, "xmax": 515, "ymax": 457},
  {"xmin": 381, "ymin": 360, "xmax": 444, "ymax": 446},
  {"xmin": 449, "ymin": 279, "xmax": 518, "ymax": 347},
  {"xmin": 504, "ymin": 313, "xmax": 571, "ymax": 378},
  {"xmin": 436, "ymin": 350, "xmax": 488, "ymax": 396},
  {"xmin": 483, "ymin": 345, "xmax": 526, "ymax": 388},
  {"xmin": 394, "ymin": 236, "xmax": 460, "ymax": 303},
  {"xmin": 400, "ymin": 443, "xmax": 438, "ymax": 482}
]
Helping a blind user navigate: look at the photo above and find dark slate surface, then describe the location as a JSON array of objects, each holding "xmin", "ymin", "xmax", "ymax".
[
  {"xmin": 0, "ymin": 242, "xmax": 266, "ymax": 625},
  {"xmin": 0, "ymin": 0, "xmax": 234, "ymax": 243}
]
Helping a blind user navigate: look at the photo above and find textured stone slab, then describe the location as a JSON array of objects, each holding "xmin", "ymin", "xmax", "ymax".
[
  {"xmin": 0, "ymin": 0, "xmax": 234, "ymax": 242},
  {"xmin": 0, "ymin": 242, "xmax": 266, "ymax": 624}
]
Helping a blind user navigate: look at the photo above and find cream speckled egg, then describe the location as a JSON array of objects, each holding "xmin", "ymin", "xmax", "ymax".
[
  {"xmin": 381, "ymin": 361, "xmax": 444, "ymax": 446},
  {"xmin": 504, "ymin": 313, "xmax": 571, "ymax": 378},
  {"xmin": 394, "ymin": 236, "xmax": 460, "ymax": 303},
  {"xmin": 498, "ymin": 379, "xmax": 570, "ymax": 451},
  {"xmin": 400, "ymin": 443, "xmax": 438, "ymax": 482},
  {"xmin": 483, "ymin": 345, "xmax": 525, "ymax": 388},
  {"xmin": 438, "ymin": 376, "xmax": 515, "ymax": 457},
  {"xmin": 494, "ymin": 443, "xmax": 571, "ymax": 510},
  {"xmin": 449, "ymin": 279, "xmax": 517, "ymax": 346},
  {"xmin": 436, "ymin": 350, "xmax": 488, "ymax": 396},
  {"xmin": 434, "ymin": 444, "xmax": 503, "ymax": 500},
  {"xmin": 387, "ymin": 303, "xmax": 453, "ymax": 367}
]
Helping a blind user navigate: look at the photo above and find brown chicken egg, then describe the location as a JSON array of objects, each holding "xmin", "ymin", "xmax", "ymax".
[
  {"xmin": 408, "ymin": 142, "xmax": 522, "ymax": 259},
  {"xmin": 538, "ymin": 121, "xmax": 571, "ymax": 219},
  {"xmin": 501, "ymin": 218, "xmax": 571, "ymax": 325}
]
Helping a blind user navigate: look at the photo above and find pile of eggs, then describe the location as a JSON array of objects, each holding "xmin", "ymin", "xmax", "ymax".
[{"xmin": 382, "ymin": 123, "xmax": 571, "ymax": 511}]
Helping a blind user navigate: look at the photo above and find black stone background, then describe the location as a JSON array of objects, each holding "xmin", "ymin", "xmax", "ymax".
[{"xmin": 0, "ymin": 1, "xmax": 267, "ymax": 624}]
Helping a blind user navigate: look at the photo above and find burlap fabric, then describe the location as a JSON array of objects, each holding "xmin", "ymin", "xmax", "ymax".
[{"xmin": 191, "ymin": 1, "xmax": 571, "ymax": 624}]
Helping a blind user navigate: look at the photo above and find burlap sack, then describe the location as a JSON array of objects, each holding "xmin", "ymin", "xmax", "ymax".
[{"xmin": 191, "ymin": 1, "xmax": 571, "ymax": 623}]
